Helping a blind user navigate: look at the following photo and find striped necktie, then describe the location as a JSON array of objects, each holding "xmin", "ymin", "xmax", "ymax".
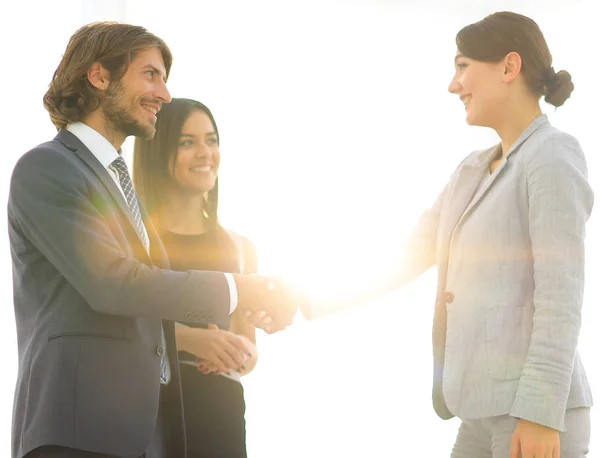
[{"xmin": 110, "ymin": 156, "xmax": 171, "ymax": 385}]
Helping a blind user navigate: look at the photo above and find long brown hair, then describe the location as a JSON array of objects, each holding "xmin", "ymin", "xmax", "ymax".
[
  {"xmin": 132, "ymin": 98, "xmax": 220, "ymax": 231},
  {"xmin": 43, "ymin": 22, "xmax": 173, "ymax": 130},
  {"xmin": 456, "ymin": 11, "xmax": 573, "ymax": 107}
]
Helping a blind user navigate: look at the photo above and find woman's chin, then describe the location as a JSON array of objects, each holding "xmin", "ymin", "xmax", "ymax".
[
  {"xmin": 178, "ymin": 184, "xmax": 214, "ymax": 196},
  {"xmin": 465, "ymin": 112, "xmax": 476, "ymax": 126}
]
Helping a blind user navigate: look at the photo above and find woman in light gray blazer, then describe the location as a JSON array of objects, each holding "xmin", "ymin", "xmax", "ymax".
[
  {"xmin": 306, "ymin": 11, "xmax": 593, "ymax": 458},
  {"xmin": 416, "ymin": 12, "xmax": 592, "ymax": 458}
]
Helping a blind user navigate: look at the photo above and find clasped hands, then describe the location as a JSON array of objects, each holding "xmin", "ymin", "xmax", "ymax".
[
  {"xmin": 233, "ymin": 273, "xmax": 309, "ymax": 334},
  {"xmin": 192, "ymin": 324, "xmax": 252, "ymax": 376}
]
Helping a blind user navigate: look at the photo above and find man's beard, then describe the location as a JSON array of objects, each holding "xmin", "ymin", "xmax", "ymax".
[{"xmin": 103, "ymin": 81, "xmax": 156, "ymax": 140}]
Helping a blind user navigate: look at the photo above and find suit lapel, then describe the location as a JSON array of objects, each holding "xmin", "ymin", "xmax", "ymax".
[
  {"xmin": 451, "ymin": 147, "xmax": 502, "ymax": 232},
  {"xmin": 454, "ymin": 115, "xmax": 549, "ymax": 231},
  {"xmin": 438, "ymin": 161, "xmax": 487, "ymax": 245},
  {"xmin": 139, "ymin": 203, "xmax": 170, "ymax": 268},
  {"xmin": 55, "ymin": 130, "xmax": 150, "ymax": 258}
]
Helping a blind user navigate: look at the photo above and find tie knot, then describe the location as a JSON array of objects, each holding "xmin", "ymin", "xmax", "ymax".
[{"xmin": 111, "ymin": 156, "xmax": 129, "ymax": 175}]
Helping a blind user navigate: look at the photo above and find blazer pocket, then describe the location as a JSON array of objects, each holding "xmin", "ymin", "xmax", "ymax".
[
  {"xmin": 48, "ymin": 332, "xmax": 130, "ymax": 342},
  {"xmin": 485, "ymin": 306, "xmax": 527, "ymax": 381}
]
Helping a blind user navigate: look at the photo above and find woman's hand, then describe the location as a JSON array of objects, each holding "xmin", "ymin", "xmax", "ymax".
[
  {"xmin": 195, "ymin": 334, "xmax": 255, "ymax": 376},
  {"xmin": 510, "ymin": 419, "xmax": 560, "ymax": 458},
  {"xmin": 195, "ymin": 358, "xmax": 223, "ymax": 376},
  {"xmin": 176, "ymin": 323, "xmax": 250, "ymax": 373}
]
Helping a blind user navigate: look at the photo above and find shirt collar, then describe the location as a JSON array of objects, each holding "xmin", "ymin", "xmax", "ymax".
[{"xmin": 66, "ymin": 122, "xmax": 120, "ymax": 169}]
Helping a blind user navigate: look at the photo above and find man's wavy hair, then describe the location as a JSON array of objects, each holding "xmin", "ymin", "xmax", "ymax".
[{"xmin": 43, "ymin": 22, "xmax": 173, "ymax": 130}]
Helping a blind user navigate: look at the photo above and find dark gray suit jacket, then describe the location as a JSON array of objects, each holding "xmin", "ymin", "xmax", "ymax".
[{"xmin": 8, "ymin": 130, "xmax": 232, "ymax": 458}]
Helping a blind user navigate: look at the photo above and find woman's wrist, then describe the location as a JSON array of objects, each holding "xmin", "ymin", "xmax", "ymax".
[{"xmin": 174, "ymin": 322, "xmax": 194, "ymax": 354}]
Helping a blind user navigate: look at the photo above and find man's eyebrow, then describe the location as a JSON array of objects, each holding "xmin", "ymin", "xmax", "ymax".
[{"xmin": 142, "ymin": 64, "xmax": 167, "ymax": 82}]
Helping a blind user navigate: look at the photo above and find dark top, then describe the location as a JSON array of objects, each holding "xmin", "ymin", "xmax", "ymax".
[{"xmin": 160, "ymin": 228, "xmax": 257, "ymax": 458}]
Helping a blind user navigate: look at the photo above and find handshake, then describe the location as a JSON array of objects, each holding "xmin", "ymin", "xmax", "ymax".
[{"xmin": 232, "ymin": 273, "xmax": 310, "ymax": 333}]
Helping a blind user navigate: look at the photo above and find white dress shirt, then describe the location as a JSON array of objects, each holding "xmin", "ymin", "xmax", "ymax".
[{"xmin": 66, "ymin": 122, "xmax": 238, "ymax": 313}]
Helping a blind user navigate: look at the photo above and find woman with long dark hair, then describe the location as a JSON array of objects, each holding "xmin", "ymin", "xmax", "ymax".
[{"xmin": 133, "ymin": 98, "xmax": 257, "ymax": 458}]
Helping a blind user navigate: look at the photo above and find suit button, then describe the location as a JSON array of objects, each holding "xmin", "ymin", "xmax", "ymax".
[
  {"xmin": 445, "ymin": 292, "xmax": 454, "ymax": 304},
  {"xmin": 156, "ymin": 345, "xmax": 164, "ymax": 356}
]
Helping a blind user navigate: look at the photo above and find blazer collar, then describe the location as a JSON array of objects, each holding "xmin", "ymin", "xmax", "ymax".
[
  {"xmin": 472, "ymin": 114, "xmax": 549, "ymax": 167},
  {"xmin": 55, "ymin": 129, "xmax": 130, "ymax": 213},
  {"xmin": 447, "ymin": 114, "xmax": 550, "ymax": 237},
  {"xmin": 66, "ymin": 121, "xmax": 119, "ymax": 168},
  {"xmin": 55, "ymin": 130, "xmax": 156, "ymax": 264}
]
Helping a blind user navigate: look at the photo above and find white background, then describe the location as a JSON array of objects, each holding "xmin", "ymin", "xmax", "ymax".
[{"xmin": 1, "ymin": 0, "xmax": 598, "ymax": 456}]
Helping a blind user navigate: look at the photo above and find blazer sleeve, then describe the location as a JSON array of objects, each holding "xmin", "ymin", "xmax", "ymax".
[
  {"xmin": 303, "ymin": 169, "xmax": 455, "ymax": 319},
  {"xmin": 8, "ymin": 145, "xmax": 231, "ymax": 326},
  {"xmin": 348, "ymin": 179, "xmax": 450, "ymax": 306},
  {"xmin": 510, "ymin": 134, "xmax": 594, "ymax": 431},
  {"xmin": 396, "ymin": 152, "xmax": 481, "ymax": 286},
  {"xmin": 397, "ymin": 183, "xmax": 448, "ymax": 283}
]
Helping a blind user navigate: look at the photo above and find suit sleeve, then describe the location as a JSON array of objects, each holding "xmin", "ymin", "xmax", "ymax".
[
  {"xmin": 336, "ymin": 179, "xmax": 450, "ymax": 309},
  {"xmin": 510, "ymin": 135, "xmax": 594, "ymax": 431},
  {"xmin": 8, "ymin": 146, "xmax": 230, "ymax": 326},
  {"xmin": 396, "ymin": 183, "xmax": 448, "ymax": 284}
]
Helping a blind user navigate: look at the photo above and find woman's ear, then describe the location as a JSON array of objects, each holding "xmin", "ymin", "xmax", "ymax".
[{"xmin": 503, "ymin": 51, "xmax": 522, "ymax": 84}]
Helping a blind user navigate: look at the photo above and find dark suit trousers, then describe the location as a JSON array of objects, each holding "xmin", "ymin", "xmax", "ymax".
[{"xmin": 25, "ymin": 387, "xmax": 170, "ymax": 458}]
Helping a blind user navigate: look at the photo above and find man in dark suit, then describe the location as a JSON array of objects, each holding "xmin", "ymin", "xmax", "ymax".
[{"xmin": 8, "ymin": 22, "xmax": 298, "ymax": 458}]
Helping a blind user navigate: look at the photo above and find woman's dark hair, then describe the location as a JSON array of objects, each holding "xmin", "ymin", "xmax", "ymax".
[
  {"xmin": 456, "ymin": 11, "xmax": 573, "ymax": 107},
  {"xmin": 133, "ymin": 98, "xmax": 220, "ymax": 231},
  {"xmin": 44, "ymin": 21, "xmax": 173, "ymax": 130}
]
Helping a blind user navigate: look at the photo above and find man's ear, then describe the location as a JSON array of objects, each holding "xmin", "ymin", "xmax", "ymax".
[
  {"xmin": 87, "ymin": 62, "xmax": 111, "ymax": 91},
  {"xmin": 502, "ymin": 52, "xmax": 522, "ymax": 84}
]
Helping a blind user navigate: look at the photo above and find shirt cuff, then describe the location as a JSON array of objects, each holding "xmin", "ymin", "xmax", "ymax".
[{"xmin": 224, "ymin": 273, "xmax": 238, "ymax": 314}]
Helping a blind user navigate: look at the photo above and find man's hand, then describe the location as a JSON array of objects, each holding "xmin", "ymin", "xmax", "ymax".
[
  {"xmin": 233, "ymin": 274, "xmax": 305, "ymax": 333},
  {"xmin": 510, "ymin": 418, "xmax": 560, "ymax": 458}
]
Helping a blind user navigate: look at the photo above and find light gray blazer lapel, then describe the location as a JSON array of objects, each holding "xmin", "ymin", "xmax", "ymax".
[
  {"xmin": 454, "ymin": 115, "xmax": 550, "ymax": 231},
  {"xmin": 437, "ymin": 158, "xmax": 489, "ymax": 252},
  {"xmin": 431, "ymin": 157, "xmax": 490, "ymax": 420}
]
